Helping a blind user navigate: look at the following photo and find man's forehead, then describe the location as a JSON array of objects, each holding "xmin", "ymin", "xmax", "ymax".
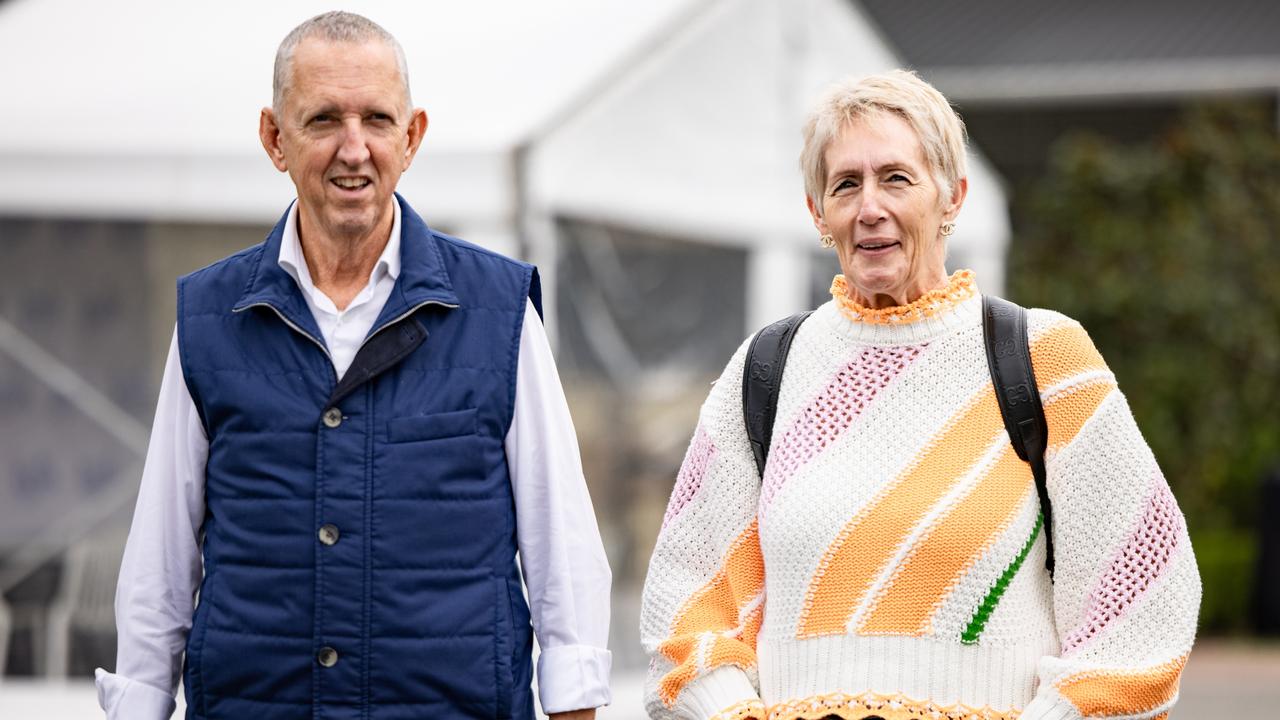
[
  {"xmin": 285, "ymin": 38, "xmax": 407, "ymax": 106},
  {"xmin": 291, "ymin": 36, "xmax": 399, "ymax": 70}
]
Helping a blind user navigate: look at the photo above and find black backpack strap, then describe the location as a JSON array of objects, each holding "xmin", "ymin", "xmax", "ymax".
[
  {"xmin": 742, "ymin": 311, "xmax": 813, "ymax": 478},
  {"xmin": 982, "ymin": 295, "xmax": 1054, "ymax": 578}
]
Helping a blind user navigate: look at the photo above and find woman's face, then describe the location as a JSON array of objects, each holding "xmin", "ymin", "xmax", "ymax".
[{"xmin": 808, "ymin": 112, "xmax": 966, "ymax": 308}]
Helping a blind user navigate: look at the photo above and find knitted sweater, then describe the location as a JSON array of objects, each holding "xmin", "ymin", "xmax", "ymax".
[{"xmin": 640, "ymin": 271, "xmax": 1200, "ymax": 720}]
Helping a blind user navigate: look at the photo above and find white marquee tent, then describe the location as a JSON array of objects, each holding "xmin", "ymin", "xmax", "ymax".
[{"xmin": 0, "ymin": 0, "xmax": 1011, "ymax": 333}]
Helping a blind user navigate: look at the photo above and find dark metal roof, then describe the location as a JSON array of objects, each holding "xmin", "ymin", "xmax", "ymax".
[{"xmin": 856, "ymin": 0, "xmax": 1280, "ymax": 69}]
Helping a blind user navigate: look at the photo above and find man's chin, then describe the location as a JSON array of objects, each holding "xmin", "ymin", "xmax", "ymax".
[{"xmin": 318, "ymin": 209, "xmax": 385, "ymax": 242}]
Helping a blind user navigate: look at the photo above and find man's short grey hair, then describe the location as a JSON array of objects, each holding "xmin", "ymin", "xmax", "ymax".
[
  {"xmin": 801, "ymin": 70, "xmax": 968, "ymax": 216},
  {"xmin": 272, "ymin": 11, "xmax": 412, "ymax": 115}
]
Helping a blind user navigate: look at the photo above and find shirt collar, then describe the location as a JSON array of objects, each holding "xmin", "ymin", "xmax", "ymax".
[
  {"xmin": 234, "ymin": 194, "xmax": 459, "ymax": 329},
  {"xmin": 277, "ymin": 199, "xmax": 403, "ymax": 300}
]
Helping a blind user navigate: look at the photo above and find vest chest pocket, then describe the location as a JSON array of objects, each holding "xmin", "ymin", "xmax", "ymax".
[{"xmin": 386, "ymin": 408, "xmax": 478, "ymax": 443}]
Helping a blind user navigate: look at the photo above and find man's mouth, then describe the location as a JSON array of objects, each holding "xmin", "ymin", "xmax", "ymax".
[{"xmin": 331, "ymin": 177, "xmax": 372, "ymax": 190}]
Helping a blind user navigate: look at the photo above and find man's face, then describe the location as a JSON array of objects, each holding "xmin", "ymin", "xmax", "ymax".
[{"xmin": 260, "ymin": 38, "xmax": 426, "ymax": 244}]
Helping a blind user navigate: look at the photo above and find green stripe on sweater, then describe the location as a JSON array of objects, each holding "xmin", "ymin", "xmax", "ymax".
[{"xmin": 961, "ymin": 513, "xmax": 1044, "ymax": 645}]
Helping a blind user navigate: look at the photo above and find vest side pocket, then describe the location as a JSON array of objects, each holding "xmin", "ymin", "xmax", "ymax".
[{"xmin": 494, "ymin": 576, "xmax": 514, "ymax": 718}]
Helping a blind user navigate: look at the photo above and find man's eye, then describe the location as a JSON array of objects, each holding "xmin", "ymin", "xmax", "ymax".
[
  {"xmin": 310, "ymin": 114, "xmax": 335, "ymax": 124},
  {"xmin": 369, "ymin": 113, "xmax": 393, "ymax": 122}
]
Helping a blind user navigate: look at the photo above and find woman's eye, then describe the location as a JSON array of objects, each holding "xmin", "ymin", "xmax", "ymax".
[
  {"xmin": 833, "ymin": 179, "xmax": 857, "ymax": 191},
  {"xmin": 888, "ymin": 173, "xmax": 910, "ymax": 183}
]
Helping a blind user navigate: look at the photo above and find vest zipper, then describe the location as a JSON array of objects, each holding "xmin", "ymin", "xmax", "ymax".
[
  {"xmin": 233, "ymin": 303, "xmax": 337, "ymax": 383},
  {"xmin": 355, "ymin": 300, "xmax": 459, "ymax": 357},
  {"xmin": 233, "ymin": 299, "xmax": 459, "ymax": 381}
]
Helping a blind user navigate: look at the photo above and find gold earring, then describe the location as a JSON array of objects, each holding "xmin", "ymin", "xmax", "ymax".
[
  {"xmin": 819, "ymin": 234, "xmax": 835, "ymax": 248},
  {"xmin": 940, "ymin": 221, "xmax": 956, "ymax": 237}
]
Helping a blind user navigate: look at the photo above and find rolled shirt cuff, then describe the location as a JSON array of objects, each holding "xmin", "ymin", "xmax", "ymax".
[
  {"xmin": 536, "ymin": 644, "xmax": 613, "ymax": 714},
  {"xmin": 95, "ymin": 668, "xmax": 177, "ymax": 720}
]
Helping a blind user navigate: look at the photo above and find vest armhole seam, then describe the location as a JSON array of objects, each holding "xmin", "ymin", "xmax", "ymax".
[{"xmin": 177, "ymin": 276, "xmax": 212, "ymax": 438}]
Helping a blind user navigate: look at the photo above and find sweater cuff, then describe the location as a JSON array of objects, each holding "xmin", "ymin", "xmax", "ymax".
[
  {"xmin": 536, "ymin": 644, "xmax": 612, "ymax": 713},
  {"xmin": 676, "ymin": 665, "xmax": 763, "ymax": 720},
  {"xmin": 1019, "ymin": 693, "xmax": 1083, "ymax": 720},
  {"xmin": 95, "ymin": 668, "xmax": 177, "ymax": 720}
]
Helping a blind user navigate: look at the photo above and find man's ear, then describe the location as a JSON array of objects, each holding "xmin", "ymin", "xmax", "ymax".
[
  {"xmin": 402, "ymin": 108, "xmax": 429, "ymax": 171},
  {"xmin": 259, "ymin": 107, "xmax": 289, "ymax": 172}
]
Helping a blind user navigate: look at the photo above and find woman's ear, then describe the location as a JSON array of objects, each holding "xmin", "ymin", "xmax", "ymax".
[
  {"xmin": 807, "ymin": 193, "xmax": 828, "ymax": 235},
  {"xmin": 943, "ymin": 176, "xmax": 969, "ymax": 220}
]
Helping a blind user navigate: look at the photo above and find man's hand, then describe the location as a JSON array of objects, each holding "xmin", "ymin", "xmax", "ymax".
[{"xmin": 548, "ymin": 710, "xmax": 596, "ymax": 720}]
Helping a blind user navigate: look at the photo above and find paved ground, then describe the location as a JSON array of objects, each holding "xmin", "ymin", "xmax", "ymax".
[{"xmin": 1, "ymin": 640, "xmax": 1275, "ymax": 719}]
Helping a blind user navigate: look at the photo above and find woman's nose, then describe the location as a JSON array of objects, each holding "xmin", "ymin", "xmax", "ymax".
[{"xmin": 857, "ymin": 185, "xmax": 886, "ymax": 225}]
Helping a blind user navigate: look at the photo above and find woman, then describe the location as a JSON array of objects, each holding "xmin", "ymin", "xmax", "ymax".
[{"xmin": 640, "ymin": 71, "xmax": 1200, "ymax": 720}]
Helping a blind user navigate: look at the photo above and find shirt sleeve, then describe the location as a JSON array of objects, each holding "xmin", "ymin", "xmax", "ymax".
[
  {"xmin": 505, "ymin": 299, "xmax": 614, "ymax": 714},
  {"xmin": 96, "ymin": 328, "xmax": 207, "ymax": 720},
  {"xmin": 639, "ymin": 338, "xmax": 766, "ymax": 720},
  {"xmin": 1020, "ymin": 317, "xmax": 1200, "ymax": 720}
]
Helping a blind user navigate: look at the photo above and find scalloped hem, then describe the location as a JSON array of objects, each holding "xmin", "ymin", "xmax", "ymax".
[{"xmin": 752, "ymin": 691, "xmax": 1018, "ymax": 720}]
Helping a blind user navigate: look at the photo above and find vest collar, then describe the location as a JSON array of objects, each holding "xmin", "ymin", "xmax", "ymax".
[
  {"xmin": 370, "ymin": 194, "xmax": 461, "ymax": 332},
  {"xmin": 233, "ymin": 194, "xmax": 461, "ymax": 341}
]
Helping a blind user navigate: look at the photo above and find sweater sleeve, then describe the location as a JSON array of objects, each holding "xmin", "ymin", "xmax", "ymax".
[
  {"xmin": 640, "ymin": 340, "xmax": 767, "ymax": 720},
  {"xmin": 1020, "ymin": 314, "xmax": 1201, "ymax": 720}
]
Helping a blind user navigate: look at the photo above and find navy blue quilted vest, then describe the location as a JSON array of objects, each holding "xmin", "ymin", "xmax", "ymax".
[{"xmin": 177, "ymin": 195, "xmax": 538, "ymax": 720}]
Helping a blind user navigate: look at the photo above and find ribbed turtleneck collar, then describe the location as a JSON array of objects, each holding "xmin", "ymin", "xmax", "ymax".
[{"xmin": 818, "ymin": 269, "xmax": 983, "ymax": 344}]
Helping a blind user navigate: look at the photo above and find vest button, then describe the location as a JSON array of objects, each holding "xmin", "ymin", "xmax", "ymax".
[
  {"xmin": 322, "ymin": 407, "xmax": 343, "ymax": 428},
  {"xmin": 318, "ymin": 524, "xmax": 340, "ymax": 546},
  {"xmin": 317, "ymin": 646, "xmax": 338, "ymax": 667}
]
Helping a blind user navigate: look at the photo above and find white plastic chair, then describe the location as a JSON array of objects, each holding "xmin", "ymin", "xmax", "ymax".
[{"xmin": 45, "ymin": 528, "xmax": 127, "ymax": 678}]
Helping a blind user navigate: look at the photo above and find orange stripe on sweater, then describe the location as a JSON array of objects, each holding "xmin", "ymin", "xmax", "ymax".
[
  {"xmin": 669, "ymin": 522, "xmax": 764, "ymax": 636},
  {"xmin": 1046, "ymin": 379, "xmax": 1116, "ymax": 450},
  {"xmin": 1056, "ymin": 655, "xmax": 1187, "ymax": 715},
  {"xmin": 856, "ymin": 378, "xmax": 1113, "ymax": 634},
  {"xmin": 798, "ymin": 390, "xmax": 1003, "ymax": 637},
  {"xmin": 1030, "ymin": 322, "xmax": 1108, "ymax": 391},
  {"xmin": 656, "ymin": 522, "xmax": 764, "ymax": 705},
  {"xmin": 858, "ymin": 447, "xmax": 1031, "ymax": 634},
  {"xmin": 656, "ymin": 649, "xmax": 699, "ymax": 708}
]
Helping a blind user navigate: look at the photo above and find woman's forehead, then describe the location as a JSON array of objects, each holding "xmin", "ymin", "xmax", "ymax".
[{"xmin": 826, "ymin": 113, "xmax": 927, "ymax": 173}]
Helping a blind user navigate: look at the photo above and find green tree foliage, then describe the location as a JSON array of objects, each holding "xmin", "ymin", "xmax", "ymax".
[{"xmin": 1008, "ymin": 104, "xmax": 1280, "ymax": 632}]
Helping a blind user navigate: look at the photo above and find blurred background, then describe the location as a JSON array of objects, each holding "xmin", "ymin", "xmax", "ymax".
[{"xmin": 0, "ymin": 0, "xmax": 1277, "ymax": 716}]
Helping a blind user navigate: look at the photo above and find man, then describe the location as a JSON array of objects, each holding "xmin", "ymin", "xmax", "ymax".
[{"xmin": 95, "ymin": 12, "xmax": 611, "ymax": 720}]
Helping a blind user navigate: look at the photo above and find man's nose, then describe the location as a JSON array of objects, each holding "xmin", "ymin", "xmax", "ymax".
[{"xmin": 336, "ymin": 119, "xmax": 371, "ymax": 166}]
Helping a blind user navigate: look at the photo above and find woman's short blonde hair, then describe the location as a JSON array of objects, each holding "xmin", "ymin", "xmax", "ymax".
[{"xmin": 801, "ymin": 70, "xmax": 968, "ymax": 215}]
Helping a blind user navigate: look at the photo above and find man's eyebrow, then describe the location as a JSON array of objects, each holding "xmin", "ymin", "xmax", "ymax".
[
  {"xmin": 303, "ymin": 104, "xmax": 399, "ymax": 118},
  {"xmin": 302, "ymin": 104, "xmax": 340, "ymax": 118}
]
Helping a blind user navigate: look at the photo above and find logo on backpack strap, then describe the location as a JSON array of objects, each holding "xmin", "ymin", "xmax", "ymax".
[
  {"xmin": 750, "ymin": 360, "xmax": 774, "ymax": 383},
  {"xmin": 1004, "ymin": 383, "xmax": 1033, "ymax": 406}
]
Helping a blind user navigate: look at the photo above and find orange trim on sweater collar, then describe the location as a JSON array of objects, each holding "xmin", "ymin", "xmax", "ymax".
[{"xmin": 829, "ymin": 269, "xmax": 977, "ymax": 325}]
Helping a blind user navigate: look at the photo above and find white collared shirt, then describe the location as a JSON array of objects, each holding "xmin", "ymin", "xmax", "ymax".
[{"xmin": 95, "ymin": 201, "xmax": 612, "ymax": 718}]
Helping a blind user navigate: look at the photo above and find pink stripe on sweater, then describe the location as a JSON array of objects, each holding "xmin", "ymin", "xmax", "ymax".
[
  {"xmin": 760, "ymin": 344, "xmax": 925, "ymax": 513},
  {"xmin": 1062, "ymin": 480, "xmax": 1185, "ymax": 655},
  {"xmin": 663, "ymin": 427, "xmax": 718, "ymax": 529}
]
